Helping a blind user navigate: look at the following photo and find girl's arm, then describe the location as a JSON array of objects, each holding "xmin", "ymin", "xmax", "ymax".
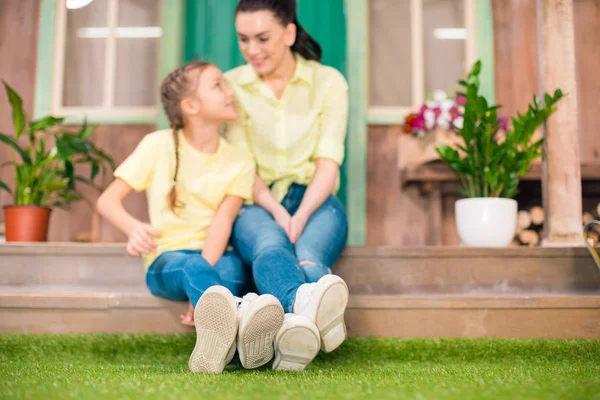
[
  {"xmin": 97, "ymin": 178, "xmax": 161, "ymax": 256},
  {"xmin": 289, "ymin": 158, "xmax": 339, "ymax": 244},
  {"xmin": 201, "ymin": 195, "xmax": 244, "ymax": 266}
]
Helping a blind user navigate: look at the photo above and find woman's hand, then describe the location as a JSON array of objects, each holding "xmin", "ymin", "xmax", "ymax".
[
  {"xmin": 126, "ymin": 222, "xmax": 161, "ymax": 256},
  {"xmin": 273, "ymin": 207, "xmax": 292, "ymax": 238},
  {"xmin": 289, "ymin": 212, "xmax": 309, "ymax": 244}
]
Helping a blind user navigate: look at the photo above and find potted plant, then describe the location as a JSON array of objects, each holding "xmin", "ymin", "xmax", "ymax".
[
  {"xmin": 0, "ymin": 81, "xmax": 114, "ymax": 242},
  {"xmin": 435, "ymin": 60, "xmax": 563, "ymax": 247}
]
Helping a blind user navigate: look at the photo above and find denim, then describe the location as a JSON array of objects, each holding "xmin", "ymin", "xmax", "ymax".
[
  {"xmin": 231, "ymin": 184, "xmax": 348, "ymax": 312},
  {"xmin": 145, "ymin": 250, "xmax": 247, "ymax": 307}
]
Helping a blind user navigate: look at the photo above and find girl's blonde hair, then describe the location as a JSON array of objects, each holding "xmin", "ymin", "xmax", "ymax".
[{"xmin": 159, "ymin": 60, "xmax": 211, "ymax": 213}]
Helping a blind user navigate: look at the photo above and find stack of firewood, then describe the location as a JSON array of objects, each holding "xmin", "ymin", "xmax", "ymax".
[
  {"xmin": 513, "ymin": 206, "xmax": 545, "ymax": 247},
  {"xmin": 512, "ymin": 203, "xmax": 600, "ymax": 247}
]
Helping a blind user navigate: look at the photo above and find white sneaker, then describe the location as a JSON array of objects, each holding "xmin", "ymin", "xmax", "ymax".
[
  {"xmin": 188, "ymin": 286, "xmax": 238, "ymax": 373},
  {"xmin": 273, "ymin": 314, "xmax": 320, "ymax": 372},
  {"xmin": 236, "ymin": 293, "xmax": 285, "ymax": 369},
  {"xmin": 293, "ymin": 274, "xmax": 349, "ymax": 353}
]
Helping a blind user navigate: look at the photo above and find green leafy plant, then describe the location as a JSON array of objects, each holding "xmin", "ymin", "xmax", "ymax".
[
  {"xmin": 435, "ymin": 60, "xmax": 563, "ymax": 198},
  {"xmin": 0, "ymin": 80, "xmax": 114, "ymax": 208}
]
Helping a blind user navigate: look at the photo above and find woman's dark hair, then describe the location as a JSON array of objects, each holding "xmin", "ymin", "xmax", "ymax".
[{"xmin": 235, "ymin": 0, "xmax": 322, "ymax": 62}]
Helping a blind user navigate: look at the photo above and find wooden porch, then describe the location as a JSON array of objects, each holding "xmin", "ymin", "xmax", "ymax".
[{"xmin": 2, "ymin": 243, "xmax": 599, "ymax": 338}]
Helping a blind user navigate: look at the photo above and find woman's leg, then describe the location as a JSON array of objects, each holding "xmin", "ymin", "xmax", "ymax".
[
  {"xmin": 215, "ymin": 251, "xmax": 285, "ymax": 370},
  {"xmin": 294, "ymin": 195, "xmax": 349, "ymax": 282},
  {"xmin": 146, "ymin": 250, "xmax": 222, "ymax": 307},
  {"xmin": 231, "ymin": 205, "xmax": 306, "ymax": 313}
]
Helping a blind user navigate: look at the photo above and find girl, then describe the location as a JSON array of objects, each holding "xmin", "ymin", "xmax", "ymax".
[
  {"xmin": 223, "ymin": 0, "xmax": 350, "ymax": 371},
  {"xmin": 97, "ymin": 60, "xmax": 285, "ymax": 374}
]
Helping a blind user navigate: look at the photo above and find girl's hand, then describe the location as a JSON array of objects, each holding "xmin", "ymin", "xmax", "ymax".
[
  {"xmin": 273, "ymin": 207, "xmax": 292, "ymax": 238},
  {"xmin": 289, "ymin": 212, "xmax": 309, "ymax": 244},
  {"xmin": 126, "ymin": 222, "xmax": 161, "ymax": 256},
  {"xmin": 180, "ymin": 301, "xmax": 194, "ymax": 326}
]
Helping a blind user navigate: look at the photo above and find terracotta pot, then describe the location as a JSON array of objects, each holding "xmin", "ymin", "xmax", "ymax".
[{"xmin": 3, "ymin": 205, "xmax": 52, "ymax": 242}]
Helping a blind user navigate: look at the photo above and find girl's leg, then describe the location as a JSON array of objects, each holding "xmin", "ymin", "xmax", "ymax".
[
  {"xmin": 231, "ymin": 205, "xmax": 306, "ymax": 313},
  {"xmin": 146, "ymin": 250, "xmax": 222, "ymax": 307},
  {"xmin": 146, "ymin": 250, "xmax": 237, "ymax": 374},
  {"xmin": 212, "ymin": 251, "xmax": 248, "ymax": 297},
  {"xmin": 294, "ymin": 195, "xmax": 349, "ymax": 282}
]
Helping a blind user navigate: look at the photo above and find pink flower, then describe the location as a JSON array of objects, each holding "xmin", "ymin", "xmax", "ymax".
[{"xmin": 455, "ymin": 94, "xmax": 466, "ymax": 106}]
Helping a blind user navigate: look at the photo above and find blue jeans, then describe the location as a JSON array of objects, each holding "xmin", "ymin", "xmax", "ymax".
[
  {"xmin": 145, "ymin": 250, "xmax": 247, "ymax": 307},
  {"xmin": 231, "ymin": 184, "xmax": 348, "ymax": 313}
]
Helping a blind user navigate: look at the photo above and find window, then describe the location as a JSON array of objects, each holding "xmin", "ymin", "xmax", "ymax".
[
  {"xmin": 51, "ymin": 0, "xmax": 162, "ymax": 120},
  {"xmin": 368, "ymin": 0, "xmax": 476, "ymax": 122}
]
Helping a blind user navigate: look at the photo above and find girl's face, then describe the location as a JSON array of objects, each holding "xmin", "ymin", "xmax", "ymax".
[
  {"xmin": 235, "ymin": 10, "xmax": 296, "ymax": 76},
  {"xmin": 182, "ymin": 65, "xmax": 238, "ymax": 123}
]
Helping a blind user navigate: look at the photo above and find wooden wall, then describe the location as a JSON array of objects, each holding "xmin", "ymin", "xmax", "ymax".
[
  {"xmin": 46, "ymin": 125, "xmax": 152, "ymax": 242},
  {"xmin": 0, "ymin": 0, "xmax": 151, "ymax": 242},
  {"xmin": 0, "ymin": 0, "xmax": 41, "ymax": 228},
  {"xmin": 492, "ymin": 0, "xmax": 600, "ymax": 165},
  {"xmin": 367, "ymin": 0, "xmax": 600, "ymax": 246}
]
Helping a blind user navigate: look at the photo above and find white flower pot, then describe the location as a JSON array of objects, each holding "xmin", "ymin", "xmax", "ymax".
[{"xmin": 455, "ymin": 197, "xmax": 518, "ymax": 247}]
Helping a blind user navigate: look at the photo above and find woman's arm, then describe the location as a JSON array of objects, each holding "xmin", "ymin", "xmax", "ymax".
[
  {"xmin": 253, "ymin": 174, "xmax": 292, "ymax": 237},
  {"xmin": 97, "ymin": 179, "xmax": 161, "ymax": 256},
  {"xmin": 289, "ymin": 158, "xmax": 339, "ymax": 244},
  {"xmin": 201, "ymin": 195, "xmax": 244, "ymax": 266}
]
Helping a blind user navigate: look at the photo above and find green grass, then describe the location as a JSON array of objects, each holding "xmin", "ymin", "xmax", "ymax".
[{"xmin": 1, "ymin": 335, "xmax": 599, "ymax": 400}]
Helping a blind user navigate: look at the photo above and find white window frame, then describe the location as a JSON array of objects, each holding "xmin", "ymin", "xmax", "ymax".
[
  {"xmin": 367, "ymin": 0, "xmax": 477, "ymax": 124},
  {"xmin": 52, "ymin": 0, "xmax": 162, "ymax": 119}
]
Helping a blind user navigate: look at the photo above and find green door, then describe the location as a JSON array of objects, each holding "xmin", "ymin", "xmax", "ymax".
[{"xmin": 184, "ymin": 0, "xmax": 348, "ymax": 207}]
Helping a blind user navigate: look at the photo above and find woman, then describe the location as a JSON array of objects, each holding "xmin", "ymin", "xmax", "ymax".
[{"xmin": 224, "ymin": 0, "xmax": 350, "ymax": 372}]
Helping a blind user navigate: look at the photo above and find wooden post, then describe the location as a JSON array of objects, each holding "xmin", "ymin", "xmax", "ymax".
[{"xmin": 539, "ymin": 0, "xmax": 583, "ymax": 246}]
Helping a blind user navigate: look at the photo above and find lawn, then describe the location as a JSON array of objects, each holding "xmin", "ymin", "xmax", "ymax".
[{"xmin": 1, "ymin": 335, "xmax": 599, "ymax": 399}]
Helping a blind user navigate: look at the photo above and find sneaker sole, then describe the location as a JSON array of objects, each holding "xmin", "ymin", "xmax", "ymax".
[
  {"xmin": 315, "ymin": 275, "xmax": 349, "ymax": 353},
  {"xmin": 188, "ymin": 287, "xmax": 238, "ymax": 373},
  {"xmin": 238, "ymin": 295, "xmax": 285, "ymax": 369},
  {"xmin": 273, "ymin": 319, "xmax": 320, "ymax": 372}
]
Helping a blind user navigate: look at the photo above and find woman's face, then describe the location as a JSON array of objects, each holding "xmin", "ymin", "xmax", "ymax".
[
  {"xmin": 235, "ymin": 10, "xmax": 296, "ymax": 76},
  {"xmin": 183, "ymin": 65, "xmax": 238, "ymax": 123}
]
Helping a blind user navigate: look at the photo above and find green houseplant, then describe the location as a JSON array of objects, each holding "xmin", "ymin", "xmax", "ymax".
[
  {"xmin": 0, "ymin": 80, "xmax": 114, "ymax": 241},
  {"xmin": 434, "ymin": 60, "xmax": 563, "ymax": 247}
]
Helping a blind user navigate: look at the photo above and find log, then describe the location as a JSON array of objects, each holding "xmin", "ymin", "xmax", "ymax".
[
  {"xmin": 518, "ymin": 210, "xmax": 533, "ymax": 230},
  {"xmin": 583, "ymin": 212, "xmax": 594, "ymax": 225},
  {"xmin": 586, "ymin": 230, "xmax": 599, "ymax": 245},
  {"xmin": 509, "ymin": 239, "xmax": 522, "ymax": 248},
  {"xmin": 519, "ymin": 229, "xmax": 540, "ymax": 247},
  {"xmin": 530, "ymin": 206, "xmax": 545, "ymax": 226}
]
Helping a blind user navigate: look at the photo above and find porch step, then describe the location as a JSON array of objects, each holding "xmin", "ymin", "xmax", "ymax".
[
  {"xmin": 1, "ymin": 285, "xmax": 599, "ymax": 338},
  {"xmin": 2, "ymin": 243, "xmax": 599, "ymax": 294}
]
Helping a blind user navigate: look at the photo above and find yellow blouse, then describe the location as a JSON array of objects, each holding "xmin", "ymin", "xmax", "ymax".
[{"xmin": 223, "ymin": 54, "xmax": 348, "ymax": 202}]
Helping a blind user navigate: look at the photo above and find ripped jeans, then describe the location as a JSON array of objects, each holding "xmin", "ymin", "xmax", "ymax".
[{"xmin": 231, "ymin": 183, "xmax": 348, "ymax": 313}]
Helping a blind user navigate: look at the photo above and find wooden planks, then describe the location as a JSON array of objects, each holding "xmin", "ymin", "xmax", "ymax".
[
  {"xmin": 2, "ymin": 291, "xmax": 599, "ymax": 338},
  {"xmin": 0, "ymin": 0, "xmax": 41, "ymax": 222},
  {"xmin": 367, "ymin": 126, "xmax": 429, "ymax": 246},
  {"xmin": 2, "ymin": 243, "xmax": 599, "ymax": 293}
]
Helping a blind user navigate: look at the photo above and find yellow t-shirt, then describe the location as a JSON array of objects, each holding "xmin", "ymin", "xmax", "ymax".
[
  {"xmin": 113, "ymin": 129, "xmax": 255, "ymax": 268},
  {"xmin": 223, "ymin": 53, "xmax": 348, "ymax": 202}
]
